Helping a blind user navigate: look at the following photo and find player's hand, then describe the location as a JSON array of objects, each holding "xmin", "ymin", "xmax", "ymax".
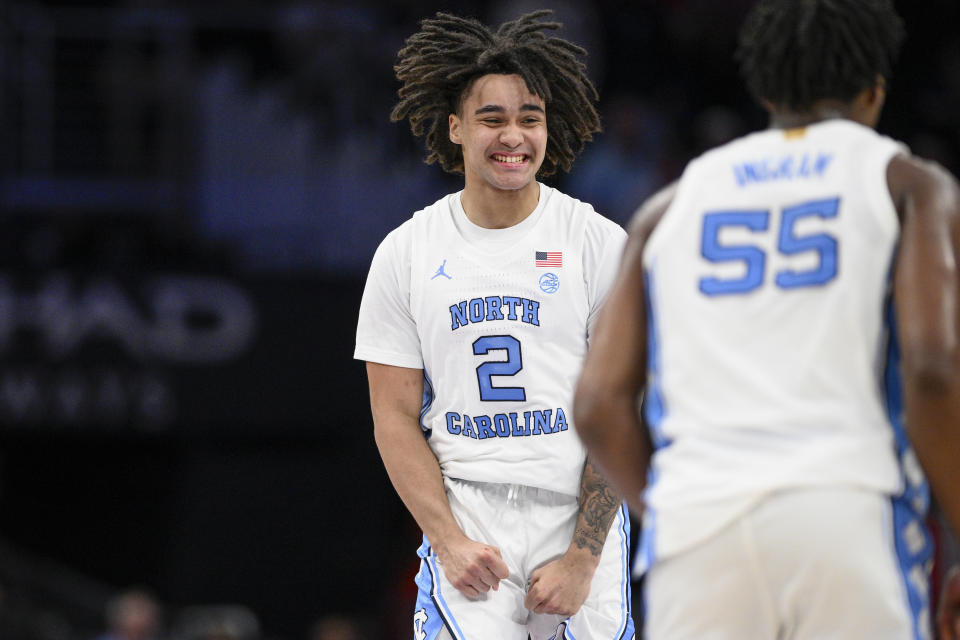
[
  {"xmin": 524, "ymin": 551, "xmax": 597, "ymax": 616},
  {"xmin": 937, "ymin": 565, "xmax": 960, "ymax": 640},
  {"xmin": 436, "ymin": 536, "xmax": 510, "ymax": 599}
]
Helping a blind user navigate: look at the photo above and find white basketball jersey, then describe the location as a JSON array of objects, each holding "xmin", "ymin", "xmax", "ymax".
[
  {"xmin": 640, "ymin": 119, "xmax": 912, "ymax": 563},
  {"xmin": 356, "ymin": 184, "xmax": 626, "ymax": 497}
]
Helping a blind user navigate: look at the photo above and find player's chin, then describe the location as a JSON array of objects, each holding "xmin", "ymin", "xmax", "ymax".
[{"xmin": 488, "ymin": 172, "xmax": 537, "ymax": 192}]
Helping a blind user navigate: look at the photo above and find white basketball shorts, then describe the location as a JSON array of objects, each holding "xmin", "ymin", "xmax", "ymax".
[
  {"xmin": 643, "ymin": 487, "xmax": 932, "ymax": 640},
  {"xmin": 412, "ymin": 477, "xmax": 636, "ymax": 640}
]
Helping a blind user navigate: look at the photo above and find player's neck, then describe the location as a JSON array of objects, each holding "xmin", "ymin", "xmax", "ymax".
[
  {"xmin": 460, "ymin": 181, "xmax": 540, "ymax": 229},
  {"xmin": 767, "ymin": 98, "xmax": 872, "ymax": 130},
  {"xmin": 769, "ymin": 110, "xmax": 850, "ymax": 129}
]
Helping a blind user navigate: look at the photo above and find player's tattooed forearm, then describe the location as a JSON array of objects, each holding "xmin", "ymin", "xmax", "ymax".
[{"xmin": 573, "ymin": 460, "xmax": 620, "ymax": 557}]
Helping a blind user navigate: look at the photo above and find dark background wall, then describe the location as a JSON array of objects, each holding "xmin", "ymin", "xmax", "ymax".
[{"xmin": 0, "ymin": 1, "xmax": 958, "ymax": 639}]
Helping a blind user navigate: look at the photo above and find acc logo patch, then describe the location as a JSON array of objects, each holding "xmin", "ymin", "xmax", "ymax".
[{"xmin": 539, "ymin": 272, "xmax": 560, "ymax": 294}]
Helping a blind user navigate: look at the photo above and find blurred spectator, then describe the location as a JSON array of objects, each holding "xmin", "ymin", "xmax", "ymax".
[
  {"xmin": 97, "ymin": 589, "xmax": 162, "ymax": 640},
  {"xmin": 169, "ymin": 605, "xmax": 259, "ymax": 640},
  {"xmin": 308, "ymin": 614, "xmax": 363, "ymax": 640}
]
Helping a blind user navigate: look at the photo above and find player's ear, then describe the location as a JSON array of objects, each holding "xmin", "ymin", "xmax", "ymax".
[
  {"xmin": 856, "ymin": 75, "xmax": 886, "ymax": 110},
  {"xmin": 449, "ymin": 113, "xmax": 462, "ymax": 145},
  {"xmin": 853, "ymin": 75, "xmax": 886, "ymax": 128},
  {"xmin": 869, "ymin": 74, "xmax": 887, "ymax": 109}
]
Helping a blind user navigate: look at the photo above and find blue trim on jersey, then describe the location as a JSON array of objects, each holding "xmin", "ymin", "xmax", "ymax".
[
  {"xmin": 414, "ymin": 537, "xmax": 467, "ymax": 640},
  {"xmin": 635, "ymin": 466, "xmax": 658, "ymax": 577},
  {"xmin": 642, "ymin": 269, "xmax": 670, "ymax": 450},
  {"xmin": 421, "ymin": 370, "xmax": 435, "ymax": 438},
  {"xmin": 640, "ymin": 267, "xmax": 666, "ymax": 578},
  {"xmin": 615, "ymin": 503, "xmax": 637, "ymax": 640},
  {"xmin": 882, "ymin": 303, "xmax": 930, "ymax": 516},
  {"xmin": 889, "ymin": 495, "xmax": 933, "ymax": 640},
  {"xmin": 883, "ymin": 297, "xmax": 933, "ymax": 640}
]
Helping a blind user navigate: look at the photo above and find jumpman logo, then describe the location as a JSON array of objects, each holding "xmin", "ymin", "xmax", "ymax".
[{"xmin": 431, "ymin": 259, "xmax": 452, "ymax": 280}]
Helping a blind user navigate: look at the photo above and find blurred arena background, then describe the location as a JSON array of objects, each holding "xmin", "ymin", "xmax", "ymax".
[{"xmin": 0, "ymin": 0, "xmax": 957, "ymax": 638}]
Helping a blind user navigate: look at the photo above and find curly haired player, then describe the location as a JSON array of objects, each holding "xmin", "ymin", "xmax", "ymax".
[{"xmin": 355, "ymin": 10, "xmax": 634, "ymax": 640}]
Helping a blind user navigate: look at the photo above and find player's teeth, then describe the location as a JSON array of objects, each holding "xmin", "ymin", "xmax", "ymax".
[{"xmin": 495, "ymin": 155, "xmax": 523, "ymax": 163}]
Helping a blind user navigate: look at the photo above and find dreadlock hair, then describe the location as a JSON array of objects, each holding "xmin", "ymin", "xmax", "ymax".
[
  {"xmin": 736, "ymin": 0, "xmax": 905, "ymax": 112},
  {"xmin": 390, "ymin": 10, "xmax": 600, "ymax": 177}
]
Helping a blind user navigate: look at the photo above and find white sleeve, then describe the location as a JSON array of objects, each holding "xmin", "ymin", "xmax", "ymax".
[
  {"xmin": 354, "ymin": 224, "xmax": 424, "ymax": 369},
  {"xmin": 583, "ymin": 215, "xmax": 628, "ymax": 338}
]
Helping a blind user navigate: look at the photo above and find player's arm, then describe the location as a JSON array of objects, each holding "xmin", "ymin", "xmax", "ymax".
[
  {"xmin": 570, "ymin": 457, "xmax": 621, "ymax": 560},
  {"xmin": 889, "ymin": 155, "xmax": 960, "ymax": 534},
  {"xmin": 366, "ymin": 361, "xmax": 509, "ymax": 598},
  {"xmin": 573, "ymin": 182, "xmax": 676, "ymax": 516},
  {"xmin": 887, "ymin": 155, "xmax": 960, "ymax": 640},
  {"xmin": 524, "ymin": 457, "xmax": 621, "ymax": 615}
]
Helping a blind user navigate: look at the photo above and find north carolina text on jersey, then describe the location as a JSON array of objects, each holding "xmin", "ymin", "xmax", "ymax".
[
  {"xmin": 445, "ymin": 407, "xmax": 568, "ymax": 438},
  {"xmin": 449, "ymin": 295, "xmax": 541, "ymax": 330}
]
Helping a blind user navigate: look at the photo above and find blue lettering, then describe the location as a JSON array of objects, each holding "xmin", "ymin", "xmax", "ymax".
[
  {"xmin": 468, "ymin": 299, "xmax": 484, "ymax": 323},
  {"xmin": 448, "ymin": 295, "xmax": 540, "ymax": 329},
  {"xmin": 733, "ymin": 162, "xmax": 766, "ymax": 187},
  {"xmin": 493, "ymin": 414, "xmax": 510, "ymax": 437},
  {"xmin": 735, "ymin": 152, "xmax": 834, "ymax": 187},
  {"xmin": 450, "ymin": 302, "xmax": 468, "ymax": 330},
  {"xmin": 484, "ymin": 296, "xmax": 504, "ymax": 321},
  {"xmin": 446, "ymin": 408, "xmax": 567, "ymax": 439},
  {"xmin": 474, "ymin": 415, "xmax": 496, "ymax": 439},
  {"xmin": 814, "ymin": 152, "xmax": 833, "ymax": 176},
  {"xmin": 446, "ymin": 412, "xmax": 461, "ymax": 435},
  {"xmin": 510, "ymin": 412, "xmax": 527, "ymax": 436},
  {"xmin": 555, "ymin": 407, "xmax": 568, "ymax": 432},
  {"xmin": 462, "ymin": 414, "xmax": 477, "ymax": 439},
  {"xmin": 743, "ymin": 162, "xmax": 763, "ymax": 184},
  {"xmin": 533, "ymin": 409, "xmax": 553, "ymax": 435},
  {"xmin": 502, "ymin": 296, "xmax": 522, "ymax": 320},
  {"xmin": 522, "ymin": 299, "xmax": 540, "ymax": 326},
  {"xmin": 776, "ymin": 156, "xmax": 793, "ymax": 179},
  {"xmin": 733, "ymin": 163, "xmax": 750, "ymax": 187}
]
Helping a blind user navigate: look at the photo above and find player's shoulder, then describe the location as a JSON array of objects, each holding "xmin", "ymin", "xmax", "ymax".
[
  {"xmin": 375, "ymin": 217, "xmax": 414, "ymax": 257},
  {"xmin": 817, "ymin": 118, "xmax": 894, "ymax": 141},
  {"xmin": 384, "ymin": 191, "xmax": 457, "ymax": 241},
  {"xmin": 888, "ymin": 151, "xmax": 956, "ymax": 182},
  {"xmin": 688, "ymin": 119, "xmax": 894, "ymax": 161},
  {"xmin": 543, "ymin": 183, "xmax": 593, "ymax": 214},
  {"xmin": 888, "ymin": 152, "xmax": 960, "ymax": 214},
  {"xmin": 409, "ymin": 191, "xmax": 457, "ymax": 224},
  {"xmin": 810, "ymin": 119, "xmax": 909, "ymax": 161}
]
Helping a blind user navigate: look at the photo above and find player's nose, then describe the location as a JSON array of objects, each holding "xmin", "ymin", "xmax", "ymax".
[{"xmin": 499, "ymin": 123, "xmax": 523, "ymax": 147}]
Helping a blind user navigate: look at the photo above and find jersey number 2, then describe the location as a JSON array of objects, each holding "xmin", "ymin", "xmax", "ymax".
[
  {"xmin": 473, "ymin": 335, "xmax": 525, "ymax": 401},
  {"xmin": 699, "ymin": 197, "xmax": 840, "ymax": 295}
]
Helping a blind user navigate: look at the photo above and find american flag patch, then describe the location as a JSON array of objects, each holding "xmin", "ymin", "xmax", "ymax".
[{"xmin": 535, "ymin": 251, "xmax": 562, "ymax": 267}]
